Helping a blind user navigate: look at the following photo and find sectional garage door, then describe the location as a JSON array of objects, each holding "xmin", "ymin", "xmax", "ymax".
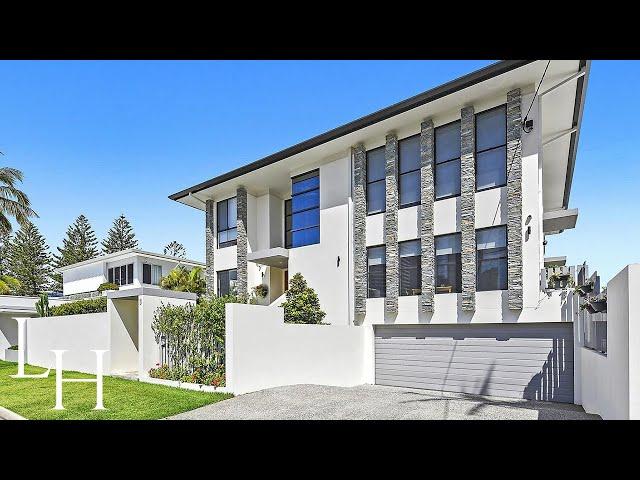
[{"xmin": 375, "ymin": 323, "xmax": 574, "ymax": 403}]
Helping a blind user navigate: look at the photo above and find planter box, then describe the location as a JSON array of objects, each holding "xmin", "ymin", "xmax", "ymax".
[
  {"xmin": 576, "ymin": 283, "xmax": 594, "ymax": 296},
  {"xmin": 590, "ymin": 300, "xmax": 607, "ymax": 313},
  {"xmin": 140, "ymin": 376, "xmax": 231, "ymax": 394},
  {"xmin": 4, "ymin": 349, "xmax": 19, "ymax": 363}
]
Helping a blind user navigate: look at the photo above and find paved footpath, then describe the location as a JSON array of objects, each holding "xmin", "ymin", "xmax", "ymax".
[{"xmin": 169, "ymin": 384, "xmax": 601, "ymax": 420}]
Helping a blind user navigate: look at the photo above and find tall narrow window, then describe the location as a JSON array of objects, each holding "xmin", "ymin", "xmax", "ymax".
[
  {"xmin": 435, "ymin": 233, "xmax": 462, "ymax": 294},
  {"xmin": 398, "ymin": 135, "xmax": 421, "ymax": 208},
  {"xmin": 399, "ymin": 239, "xmax": 421, "ymax": 296},
  {"xmin": 143, "ymin": 263, "xmax": 151, "ymax": 284},
  {"xmin": 217, "ymin": 197, "xmax": 237, "ymax": 248},
  {"xmin": 366, "ymin": 147, "xmax": 386, "ymax": 214},
  {"xmin": 477, "ymin": 226, "xmax": 508, "ymax": 291},
  {"xmin": 367, "ymin": 245, "xmax": 386, "ymax": 298},
  {"xmin": 217, "ymin": 269, "xmax": 237, "ymax": 297},
  {"xmin": 286, "ymin": 170, "xmax": 320, "ymax": 248},
  {"xmin": 476, "ymin": 105, "xmax": 507, "ymax": 191},
  {"xmin": 108, "ymin": 268, "xmax": 114, "ymax": 284},
  {"xmin": 435, "ymin": 120, "xmax": 461, "ymax": 200}
]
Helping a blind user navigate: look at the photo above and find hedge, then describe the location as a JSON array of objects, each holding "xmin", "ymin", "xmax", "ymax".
[{"xmin": 49, "ymin": 296, "xmax": 108, "ymax": 316}]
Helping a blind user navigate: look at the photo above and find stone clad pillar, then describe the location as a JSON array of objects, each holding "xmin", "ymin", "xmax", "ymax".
[
  {"xmin": 205, "ymin": 199, "xmax": 215, "ymax": 295},
  {"xmin": 460, "ymin": 106, "xmax": 476, "ymax": 311},
  {"xmin": 236, "ymin": 186, "xmax": 248, "ymax": 300},
  {"xmin": 507, "ymin": 88, "xmax": 523, "ymax": 310},
  {"xmin": 385, "ymin": 133, "xmax": 399, "ymax": 315},
  {"xmin": 420, "ymin": 119, "xmax": 435, "ymax": 313},
  {"xmin": 352, "ymin": 144, "xmax": 367, "ymax": 318}
]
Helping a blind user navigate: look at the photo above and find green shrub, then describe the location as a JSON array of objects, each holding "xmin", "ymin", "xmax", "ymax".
[
  {"xmin": 97, "ymin": 282, "xmax": 119, "ymax": 292},
  {"xmin": 35, "ymin": 293, "xmax": 50, "ymax": 317},
  {"xmin": 150, "ymin": 294, "xmax": 239, "ymax": 385},
  {"xmin": 49, "ymin": 296, "xmax": 107, "ymax": 316},
  {"xmin": 280, "ymin": 273, "xmax": 326, "ymax": 324},
  {"xmin": 160, "ymin": 265, "xmax": 206, "ymax": 295}
]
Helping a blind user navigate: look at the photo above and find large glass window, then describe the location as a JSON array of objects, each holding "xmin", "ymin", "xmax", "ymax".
[
  {"xmin": 435, "ymin": 233, "xmax": 461, "ymax": 294},
  {"xmin": 108, "ymin": 263, "xmax": 134, "ymax": 286},
  {"xmin": 367, "ymin": 245, "xmax": 386, "ymax": 298},
  {"xmin": 398, "ymin": 135, "xmax": 421, "ymax": 208},
  {"xmin": 366, "ymin": 147, "xmax": 386, "ymax": 214},
  {"xmin": 217, "ymin": 269, "xmax": 237, "ymax": 297},
  {"xmin": 217, "ymin": 197, "xmax": 237, "ymax": 248},
  {"xmin": 476, "ymin": 105, "xmax": 507, "ymax": 191},
  {"xmin": 399, "ymin": 239, "xmax": 421, "ymax": 296},
  {"xmin": 435, "ymin": 121, "xmax": 461, "ymax": 199},
  {"xmin": 477, "ymin": 226, "xmax": 508, "ymax": 291},
  {"xmin": 286, "ymin": 170, "xmax": 320, "ymax": 248},
  {"xmin": 142, "ymin": 263, "xmax": 163, "ymax": 285}
]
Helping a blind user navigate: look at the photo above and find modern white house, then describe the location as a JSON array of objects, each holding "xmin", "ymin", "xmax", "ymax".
[
  {"xmin": 170, "ymin": 60, "xmax": 590, "ymax": 403},
  {"xmin": 58, "ymin": 248, "xmax": 205, "ymax": 298}
]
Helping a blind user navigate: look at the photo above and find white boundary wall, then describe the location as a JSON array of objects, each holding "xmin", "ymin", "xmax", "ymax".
[
  {"xmin": 26, "ymin": 312, "xmax": 111, "ymax": 374},
  {"xmin": 579, "ymin": 264, "xmax": 640, "ymax": 419},
  {"xmin": 225, "ymin": 304, "xmax": 367, "ymax": 395}
]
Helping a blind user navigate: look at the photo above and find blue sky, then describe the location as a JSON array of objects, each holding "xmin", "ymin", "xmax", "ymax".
[{"xmin": 1, "ymin": 60, "xmax": 637, "ymax": 283}]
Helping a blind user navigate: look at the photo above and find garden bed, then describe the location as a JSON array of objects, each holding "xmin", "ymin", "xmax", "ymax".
[{"xmin": 140, "ymin": 376, "xmax": 232, "ymax": 394}]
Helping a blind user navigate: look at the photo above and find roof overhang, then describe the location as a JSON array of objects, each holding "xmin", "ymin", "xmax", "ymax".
[
  {"xmin": 247, "ymin": 247, "xmax": 289, "ymax": 269},
  {"xmin": 169, "ymin": 60, "xmax": 589, "ymax": 212},
  {"xmin": 543, "ymin": 208, "xmax": 579, "ymax": 235},
  {"xmin": 544, "ymin": 256, "xmax": 567, "ymax": 267},
  {"xmin": 57, "ymin": 248, "xmax": 205, "ymax": 273}
]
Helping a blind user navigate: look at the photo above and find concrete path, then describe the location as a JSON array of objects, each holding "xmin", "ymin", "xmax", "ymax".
[{"xmin": 168, "ymin": 384, "xmax": 601, "ymax": 420}]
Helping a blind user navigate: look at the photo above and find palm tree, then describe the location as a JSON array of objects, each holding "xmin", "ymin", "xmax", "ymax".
[
  {"xmin": 160, "ymin": 266, "xmax": 206, "ymax": 295},
  {"xmin": 0, "ymin": 166, "xmax": 37, "ymax": 234}
]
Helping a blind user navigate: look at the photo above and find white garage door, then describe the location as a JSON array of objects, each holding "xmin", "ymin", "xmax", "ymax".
[{"xmin": 375, "ymin": 323, "xmax": 574, "ymax": 403}]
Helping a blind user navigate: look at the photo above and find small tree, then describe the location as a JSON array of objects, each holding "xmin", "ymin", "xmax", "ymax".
[
  {"xmin": 280, "ymin": 273, "xmax": 326, "ymax": 324},
  {"xmin": 8, "ymin": 221, "xmax": 53, "ymax": 295},
  {"xmin": 164, "ymin": 241, "xmax": 186, "ymax": 258},
  {"xmin": 101, "ymin": 214, "xmax": 138, "ymax": 254},
  {"xmin": 52, "ymin": 214, "xmax": 99, "ymax": 290}
]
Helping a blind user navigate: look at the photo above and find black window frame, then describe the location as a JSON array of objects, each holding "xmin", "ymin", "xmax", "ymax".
[
  {"xmin": 108, "ymin": 263, "xmax": 134, "ymax": 286},
  {"xmin": 475, "ymin": 104, "xmax": 507, "ymax": 192},
  {"xmin": 366, "ymin": 146, "xmax": 386, "ymax": 216},
  {"xmin": 217, "ymin": 196, "xmax": 238, "ymax": 249},
  {"xmin": 142, "ymin": 263, "xmax": 151, "ymax": 285},
  {"xmin": 399, "ymin": 239, "xmax": 421, "ymax": 297},
  {"xmin": 285, "ymin": 169, "xmax": 320, "ymax": 249},
  {"xmin": 434, "ymin": 232, "xmax": 462, "ymax": 294},
  {"xmin": 217, "ymin": 268, "xmax": 238, "ymax": 297},
  {"xmin": 398, "ymin": 134, "xmax": 421, "ymax": 210},
  {"xmin": 434, "ymin": 119, "xmax": 462, "ymax": 201},
  {"xmin": 367, "ymin": 244, "xmax": 386, "ymax": 299},
  {"xmin": 476, "ymin": 225, "xmax": 508, "ymax": 292}
]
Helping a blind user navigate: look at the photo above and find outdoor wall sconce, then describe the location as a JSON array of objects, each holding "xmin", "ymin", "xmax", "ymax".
[{"xmin": 337, "ymin": 256, "xmax": 340, "ymax": 268}]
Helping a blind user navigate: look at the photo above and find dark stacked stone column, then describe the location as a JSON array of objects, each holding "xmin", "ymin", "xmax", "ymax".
[
  {"xmin": 460, "ymin": 106, "xmax": 476, "ymax": 311},
  {"xmin": 205, "ymin": 199, "xmax": 216, "ymax": 295},
  {"xmin": 353, "ymin": 144, "xmax": 367, "ymax": 319},
  {"xmin": 236, "ymin": 186, "xmax": 248, "ymax": 300},
  {"xmin": 420, "ymin": 119, "xmax": 435, "ymax": 313},
  {"xmin": 384, "ymin": 133, "xmax": 399, "ymax": 315},
  {"xmin": 507, "ymin": 89, "xmax": 523, "ymax": 310}
]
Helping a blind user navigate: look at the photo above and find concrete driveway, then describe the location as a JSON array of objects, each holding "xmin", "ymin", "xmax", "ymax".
[{"xmin": 169, "ymin": 384, "xmax": 600, "ymax": 420}]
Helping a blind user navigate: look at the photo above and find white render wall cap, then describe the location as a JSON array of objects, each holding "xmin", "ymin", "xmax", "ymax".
[
  {"xmin": 105, "ymin": 287, "xmax": 197, "ymax": 301},
  {"xmin": 57, "ymin": 248, "xmax": 205, "ymax": 273}
]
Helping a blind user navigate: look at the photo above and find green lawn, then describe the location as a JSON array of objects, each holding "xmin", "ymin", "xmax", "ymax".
[{"xmin": 0, "ymin": 360, "xmax": 232, "ymax": 420}]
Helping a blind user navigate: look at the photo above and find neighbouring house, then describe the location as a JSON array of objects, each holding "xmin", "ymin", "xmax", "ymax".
[
  {"xmin": 58, "ymin": 248, "xmax": 205, "ymax": 298},
  {"xmin": 0, "ymin": 295, "xmax": 69, "ymax": 360},
  {"xmin": 169, "ymin": 60, "xmax": 591, "ymax": 403}
]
